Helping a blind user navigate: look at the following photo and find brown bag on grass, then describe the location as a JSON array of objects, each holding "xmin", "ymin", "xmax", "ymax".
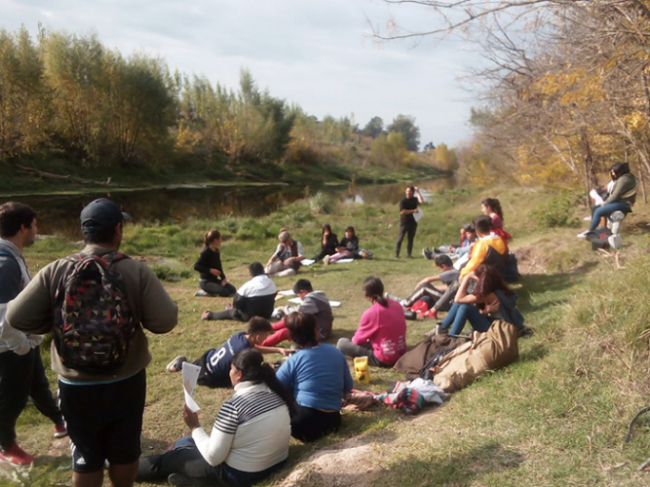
[
  {"xmin": 393, "ymin": 334, "xmax": 462, "ymax": 377},
  {"xmin": 431, "ymin": 320, "xmax": 519, "ymax": 393}
]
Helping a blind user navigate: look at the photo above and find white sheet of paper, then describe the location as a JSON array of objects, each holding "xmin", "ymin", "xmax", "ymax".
[
  {"xmin": 413, "ymin": 208, "xmax": 424, "ymax": 222},
  {"xmin": 301, "ymin": 259, "xmax": 316, "ymax": 266},
  {"xmin": 278, "ymin": 289, "xmax": 295, "ymax": 297},
  {"xmin": 182, "ymin": 362, "xmax": 202, "ymax": 412},
  {"xmin": 288, "ymin": 297, "xmax": 341, "ymax": 307},
  {"xmin": 334, "ymin": 258, "xmax": 354, "ymax": 264}
]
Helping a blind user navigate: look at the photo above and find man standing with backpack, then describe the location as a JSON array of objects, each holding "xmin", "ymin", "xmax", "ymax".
[
  {"xmin": 6, "ymin": 198, "xmax": 178, "ymax": 487},
  {"xmin": 0, "ymin": 202, "xmax": 67, "ymax": 466}
]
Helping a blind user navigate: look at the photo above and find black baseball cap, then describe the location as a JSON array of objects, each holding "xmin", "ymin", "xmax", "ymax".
[{"xmin": 80, "ymin": 198, "xmax": 131, "ymax": 234}]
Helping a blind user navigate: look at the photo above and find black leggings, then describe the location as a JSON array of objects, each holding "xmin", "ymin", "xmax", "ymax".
[
  {"xmin": 291, "ymin": 404, "xmax": 341, "ymax": 442},
  {"xmin": 395, "ymin": 221, "xmax": 417, "ymax": 257},
  {"xmin": 200, "ymin": 280, "xmax": 237, "ymax": 297},
  {"xmin": 137, "ymin": 436, "xmax": 284, "ymax": 486}
]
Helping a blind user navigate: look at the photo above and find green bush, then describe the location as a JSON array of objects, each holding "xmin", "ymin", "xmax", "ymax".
[
  {"xmin": 309, "ymin": 191, "xmax": 333, "ymax": 214},
  {"xmin": 530, "ymin": 192, "xmax": 581, "ymax": 228}
]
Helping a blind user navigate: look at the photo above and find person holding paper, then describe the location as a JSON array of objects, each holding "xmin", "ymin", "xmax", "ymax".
[
  {"xmin": 395, "ymin": 185, "xmax": 423, "ymax": 259},
  {"xmin": 138, "ymin": 349, "xmax": 293, "ymax": 486},
  {"xmin": 166, "ymin": 317, "xmax": 290, "ymax": 388}
]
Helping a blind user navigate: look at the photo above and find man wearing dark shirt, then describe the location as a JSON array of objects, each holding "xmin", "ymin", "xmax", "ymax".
[{"xmin": 395, "ymin": 185, "xmax": 424, "ymax": 258}]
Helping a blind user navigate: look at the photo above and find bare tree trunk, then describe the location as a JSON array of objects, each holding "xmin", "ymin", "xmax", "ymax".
[{"xmin": 581, "ymin": 131, "xmax": 598, "ymax": 208}]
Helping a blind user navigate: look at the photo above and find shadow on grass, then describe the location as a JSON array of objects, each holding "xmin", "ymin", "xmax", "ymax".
[
  {"xmin": 381, "ymin": 441, "xmax": 525, "ymax": 486},
  {"xmin": 518, "ymin": 343, "xmax": 548, "ymax": 363},
  {"xmin": 517, "ymin": 265, "xmax": 596, "ymax": 314}
]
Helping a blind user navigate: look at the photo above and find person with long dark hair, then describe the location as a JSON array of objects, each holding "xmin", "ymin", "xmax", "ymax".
[
  {"xmin": 578, "ymin": 162, "xmax": 638, "ymax": 238},
  {"xmin": 312, "ymin": 224, "xmax": 338, "ymax": 262},
  {"xmin": 328, "ymin": 226, "xmax": 359, "ymax": 264},
  {"xmin": 194, "ymin": 230, "xmax": 237, "ymax": 297},
  {"xmin": 337, "ymin": 277, "xmax": 407, "ymax": 367},
  {"xmin": 438, "ymin": 264, "xmax": 524, "ymax": 336},
  {"xmin": 276, "ymin": 312, "xmax": 353, "ymax": 442},
  {"xmin": 137, "ymin": 349, "xmax": 293, "ymax": 486},
  {"xmin": 481, "ymin": 198, "xmax": 504, "ymax": 231}
]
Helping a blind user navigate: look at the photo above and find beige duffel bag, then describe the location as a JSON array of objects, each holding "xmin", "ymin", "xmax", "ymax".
[{"xmin": 431, "ymin": 320, "xmax": 519, "ymax": 393}]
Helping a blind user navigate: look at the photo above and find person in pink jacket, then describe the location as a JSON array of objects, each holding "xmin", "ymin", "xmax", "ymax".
[{"xmin": 337, "ymin": 276, "xmax": 407, "ymax": 367}]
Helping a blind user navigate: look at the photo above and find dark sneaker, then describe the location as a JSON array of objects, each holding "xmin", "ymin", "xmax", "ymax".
[
  {"xmin": 166, "ymin": 356, "xmax": 187, "ymax": 373},
  {"xmin": 422, "ymin": 247, "xmax": 433, "ymax": 259},
  {"xmin": 168, "ymin": 473, "xmax": 210, "ymax": 486},
  {"xmin": 519, "ymin": 326, "xmax": 534, "ymax": 338}
]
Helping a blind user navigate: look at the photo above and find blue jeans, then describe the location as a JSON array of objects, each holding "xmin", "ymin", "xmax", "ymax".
[
  {"xmin": 589, "ymin": 202, "xmax": 630, "ymax": 231},
  {"xmin": 441, "ymin": 302, "xmax": 492, "ymax": 335}
]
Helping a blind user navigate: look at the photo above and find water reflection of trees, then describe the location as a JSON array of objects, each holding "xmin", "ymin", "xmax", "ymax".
[{"xmin": 2, "ymin": 178, "xmax": 456, "ymax": 239}]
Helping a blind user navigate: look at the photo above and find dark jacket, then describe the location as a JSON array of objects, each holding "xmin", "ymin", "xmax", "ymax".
[
  {"xmin": 494, "ymin": 290, "xmax": 524, "ymax": 330},
  {"xmin": 194, "ymin": 247, "xmax": 226, "ymax": 283}
]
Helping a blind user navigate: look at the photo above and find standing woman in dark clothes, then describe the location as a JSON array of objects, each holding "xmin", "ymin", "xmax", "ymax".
[
  {"xmin": 395, "ymin": 185, "xmax": 424, "ymax": 258},
  {"xmin": 312, "ymin": 224, "xmax": 338, "ymax": 262},
  {"xmin": 194, "ymin": 230, "xmax": 237, "ymax": 297}
]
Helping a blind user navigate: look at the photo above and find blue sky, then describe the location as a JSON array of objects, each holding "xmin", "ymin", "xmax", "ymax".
[{"xmin": 1, "ymin": 0, "xmax": 485, "ymax": 147}]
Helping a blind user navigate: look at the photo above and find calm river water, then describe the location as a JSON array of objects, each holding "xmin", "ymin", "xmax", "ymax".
[{"xmin": 0, "ymin": 177, "xmax": 456, "ymax": 240}]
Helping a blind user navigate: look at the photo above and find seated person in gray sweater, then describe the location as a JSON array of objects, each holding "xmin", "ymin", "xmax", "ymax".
[
  {"xmin": 202, "ymin": 262, "xmax": 277, "ymax": 322},
  {"xmin": 262, "ymin": 279, "xmax": 333, "ymax": 347}
]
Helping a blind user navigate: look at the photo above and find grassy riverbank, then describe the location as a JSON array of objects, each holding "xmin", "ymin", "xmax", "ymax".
[
  {"xmin": 5, "ymin": 185, "xmax": 650, "ymax": 486},
  {"xmin": 0, "ymin": 155, "xmax": 448, "ymax": 197}
]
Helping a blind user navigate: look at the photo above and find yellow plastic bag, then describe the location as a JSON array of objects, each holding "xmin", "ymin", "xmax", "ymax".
[{"xmin": 354, "ymin": 356, "xmax": 371, "ymax": 384}]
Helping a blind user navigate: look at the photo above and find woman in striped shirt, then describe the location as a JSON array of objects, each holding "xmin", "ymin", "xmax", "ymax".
[{"xmin": 137, "ymin": 349, "xmax": 294, "ymax": 486}]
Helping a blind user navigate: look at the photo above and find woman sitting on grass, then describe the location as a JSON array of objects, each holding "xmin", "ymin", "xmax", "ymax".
[
  {"xmin": 326, "ymin": 226, "xmax": 359, "ymax": 264},
  {"xmin": 276, "ymin": 312, "xmax": 353, "ymax": 442},
  {"xmin": 312, "ymin": 223, "xmax": 339, "ymax": 262},
  {"xmin": 438, "ymin": 264, "xmax": 525, "ymax": 336},
  {"xmin": 194, "ymin": 230, "xmax": 237, "ymax": 297},
  {"xmin": 265, "ymin": 231, "xmax": 304, "ymax": 277},
  {"xmin": 481, "ymin": 197, "xmax": 511, "ymax": 241},
  {"xmin": 137, "ymin": 349, "xmax": 293, "ymax": 486},
  {"xmin": 337, "ymin": 276, "xmax": 406, "ymax": 367}
]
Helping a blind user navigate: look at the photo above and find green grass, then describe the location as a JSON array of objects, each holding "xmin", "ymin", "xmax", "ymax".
[{"xmin": 6, "ymin": 185, "xmax": 650, "ymax": 486}]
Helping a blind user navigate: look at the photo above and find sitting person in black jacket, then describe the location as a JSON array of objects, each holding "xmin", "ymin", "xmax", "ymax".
[
  {"xmin": 327, "ymin": 226, "xmax": 359, "ymax": 264},
  {"xmin": 312, "ymin": 224, "xmax": 339, "ymax": 262},
  {"xmin": 194, "ymin": 230, "xmax": 236, "ymax": 297},
  {"xmin": 202, "ymin": 262, "xmax": 277, "ymax": 321}
]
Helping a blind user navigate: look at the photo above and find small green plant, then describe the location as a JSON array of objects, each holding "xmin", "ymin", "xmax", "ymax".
[
  {"xmin": 309, "ymin": 191, "xmax": 333, "ymax": 214},
  {"xmin": 530, "ymin": 192, "xmax": 581, "ymax": 228},
  {"xmin": 151, "ymin": 264, "xmax": 191, "ymax": 282}
]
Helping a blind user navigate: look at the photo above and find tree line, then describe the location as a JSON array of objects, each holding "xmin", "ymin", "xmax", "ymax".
[
  {"xmin": 0, "ymin": 26, "xmax": 454, "ymax": 175},
  {"xmin": 378, "ymin": 0, "xmax": 650, "ymax": 195}
]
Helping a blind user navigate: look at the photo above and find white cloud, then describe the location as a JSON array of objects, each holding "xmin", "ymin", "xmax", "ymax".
[{"xmin": 0, "ymin": 0, "xmax": 486, "ymax": 146}]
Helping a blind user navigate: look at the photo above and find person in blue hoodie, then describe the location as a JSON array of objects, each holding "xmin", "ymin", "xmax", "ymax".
[{"xmin": 438, "ymin": 264, "xmax": 528, "ymax": 336}]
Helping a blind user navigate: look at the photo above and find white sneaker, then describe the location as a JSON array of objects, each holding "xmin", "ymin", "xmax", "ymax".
[
  {"xmin": 582, "ymin": 216, "xmax": 592, "ymax": 221},
  {"xmin": 166, "ymin": 356, "xmax": 187, "ymax": 372},
  {"xmin": 577, "ymin": 231, "xmax": 591, "ymax": 239}
]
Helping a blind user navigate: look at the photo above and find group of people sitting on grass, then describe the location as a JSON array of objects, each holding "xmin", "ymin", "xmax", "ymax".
[
  {"xmin": 160, "ymin": 273, "xmax": 408, "ymax": 485},
  {"xmin": 384, "ymin": 197, "xmax": 529, "ymax": 337},
  {"xmin": 150, "ymin": 195, "xmax": 530, "ymax": 486},
  {"xmin": 195, "ymin": 226, "xmax": 365, "ymax": 294}
]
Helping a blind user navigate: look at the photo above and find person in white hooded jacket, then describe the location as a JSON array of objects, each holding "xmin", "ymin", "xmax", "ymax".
[
  {"xmin": 0, "ymin": 202, "xmax": 66, "ymax": 466},
  {"xmin": 202, "ymin": 262, "xmax": 277, "ymax": 322}
]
